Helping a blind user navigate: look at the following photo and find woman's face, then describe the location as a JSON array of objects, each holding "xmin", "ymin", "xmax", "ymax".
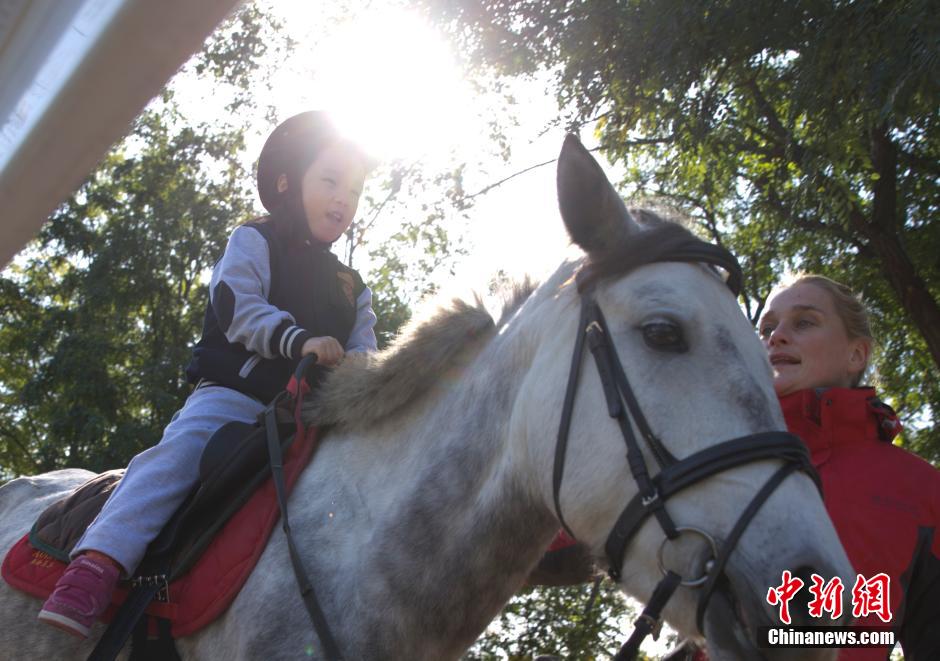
[
  {"xmin": 299, "ymin": 142, "xmax": 367, "ymax": 244},
  {"xmin": 758, "ymin": 282, "xmax": 869, "ymax": 396}
]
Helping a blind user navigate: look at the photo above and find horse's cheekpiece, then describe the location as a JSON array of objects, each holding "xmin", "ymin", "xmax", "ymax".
[{"xmin": 552, "ymin": 236, "xmax": 820, "ymax": 660}]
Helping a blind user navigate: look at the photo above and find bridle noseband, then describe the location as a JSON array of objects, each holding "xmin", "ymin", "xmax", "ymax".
[{"xmin": 551, "ymin": 238, "xmax": 820, "ymax": 660}]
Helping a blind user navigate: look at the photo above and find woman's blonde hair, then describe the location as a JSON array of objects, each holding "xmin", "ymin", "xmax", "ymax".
[{"xmin": 782, "ymin": 274, "xmax": 874, "ymax": 386}]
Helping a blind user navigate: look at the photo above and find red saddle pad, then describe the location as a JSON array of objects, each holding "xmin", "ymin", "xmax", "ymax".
[{"xmin": 1, "ymin": 427, "xmax": 317, "ymax": 638}]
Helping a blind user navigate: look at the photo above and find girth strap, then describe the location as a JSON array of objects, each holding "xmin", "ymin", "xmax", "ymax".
[
  {"xmin": 130, "ymin": 615, "xmax": 180, "ymax": 661},
  {"xmin": 87, "ymin": 569, "xmax": 171, "ymax": 661}
]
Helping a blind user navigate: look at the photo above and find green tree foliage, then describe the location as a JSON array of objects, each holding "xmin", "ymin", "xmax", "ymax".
[
  {"xmin": 0, "ymin": 111, "xmax": 251, "ymax": 477},
  {"xmin": 192, "ymin": 2, "xmax": 284, "ymax": 108},
  {"xmin": 464, "ymin": 581, "xmax": 653, "ymax": 661},
  {"xmin": 347, "ymin": 163, "xmax": 468, "ymax": 348},
  {"xmin": 423, "ymin": 0, "xmax": 939, "ymax": 459}
]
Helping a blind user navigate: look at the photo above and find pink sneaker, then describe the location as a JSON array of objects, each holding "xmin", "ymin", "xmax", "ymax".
[{"xmin": 38, "ymin": 555, "xmax": 120, "ymax": 638}]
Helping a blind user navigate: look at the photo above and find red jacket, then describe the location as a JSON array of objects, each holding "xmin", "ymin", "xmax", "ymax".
[{"xmin": 781, "ymin": 388, "xmax": 940, "ymax": 661}]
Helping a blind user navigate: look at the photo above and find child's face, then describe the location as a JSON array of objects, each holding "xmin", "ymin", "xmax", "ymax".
[{"xmin": 299, "ymin": 142, "xmax": 368, "ymax": 244}]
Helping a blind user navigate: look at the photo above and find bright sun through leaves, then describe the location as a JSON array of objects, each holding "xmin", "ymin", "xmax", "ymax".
[{"xmin": 312, "ymin": 9, "xmax": 475, "ymax": 162}]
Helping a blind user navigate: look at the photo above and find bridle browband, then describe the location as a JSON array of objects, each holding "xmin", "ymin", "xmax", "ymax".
[{"xmin": 551, "ymin": 236, "xmax": 820, "ymax": 660}]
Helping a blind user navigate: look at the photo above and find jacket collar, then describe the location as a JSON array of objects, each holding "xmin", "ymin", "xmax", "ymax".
[{"xmin": 778, "ymin": 387, "xmax": 901, "ymax": 459}]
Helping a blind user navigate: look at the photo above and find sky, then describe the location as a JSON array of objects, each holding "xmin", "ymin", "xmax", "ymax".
[
  {"xmin": 172, "ymin": 0, "xmax": 622, "ymax": 302},
  {"xmin": 272, "ymin": 0, "xmax": 583, "ymax": 287}
]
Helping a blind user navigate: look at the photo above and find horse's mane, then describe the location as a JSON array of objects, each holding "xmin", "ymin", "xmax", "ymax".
[
  {"xmin": 303, "ymin": 280, "xmax": 538, "ymax": 429},
  {"xmin": 304, "ymin": 207, "xmax": 710, "ymax": 430},
  {"xmin": 495, "ymin": 276, "xmax": 538, "ymax": 328}
]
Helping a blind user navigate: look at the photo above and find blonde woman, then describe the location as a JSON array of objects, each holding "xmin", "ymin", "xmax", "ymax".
[{"xmin": 759, "ymin": 275, "xmax": 940, "ymax": 660}]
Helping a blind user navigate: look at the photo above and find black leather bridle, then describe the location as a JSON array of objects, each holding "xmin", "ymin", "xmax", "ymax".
[{"xmin": 551, "ymin": 237, "xmax": 821, "ymax": 660}]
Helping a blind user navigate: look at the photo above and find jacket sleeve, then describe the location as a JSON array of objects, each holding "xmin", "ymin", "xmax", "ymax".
[
  {"xmin": 345, "ymin": 286, "xmax": 378, "ymax": 353},
  {"xmin": 898, "ymin": 527, "xmax": 940, "ymax": 659},
  {"xmin": 210, "ymin": 225, "xmax": 311, "ymax": 360}
]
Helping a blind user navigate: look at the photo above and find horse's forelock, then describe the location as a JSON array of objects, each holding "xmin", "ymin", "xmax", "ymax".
[{"xmin": 578, "ymin": 219, "xmax": 702, "ymax": 291}]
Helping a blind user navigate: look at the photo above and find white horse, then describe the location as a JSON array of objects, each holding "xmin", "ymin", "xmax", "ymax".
[{"xmin": 0, "ymin": 136, "xmax": 853, "ymax": 660}]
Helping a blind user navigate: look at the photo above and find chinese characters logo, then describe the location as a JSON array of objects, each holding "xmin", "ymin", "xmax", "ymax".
[{"xmin": 766, "ymin": 571, "xmax": 892, "ymax": 624}]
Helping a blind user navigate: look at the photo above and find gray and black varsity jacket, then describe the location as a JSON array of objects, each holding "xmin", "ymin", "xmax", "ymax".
[{"xmin": 185, "ymin": 206, "xmax": 377, "ymax": 403}]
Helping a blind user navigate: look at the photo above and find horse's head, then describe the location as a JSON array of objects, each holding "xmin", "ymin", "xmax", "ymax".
[{"xmin": 515, "ymin": 136, "xmax": 853, "ymax": 659}]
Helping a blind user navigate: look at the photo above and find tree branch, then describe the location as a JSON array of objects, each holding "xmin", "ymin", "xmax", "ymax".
[
  {"xmin": 465, "ymin": 157, "xmax": 558, "ymax": 200},
  {"xmin": 742, "ymin": 75, "xmax": 806, "ymax": 163},
  {"xmin": 897, "ymin": 147, "xmax": 940, "ymax": 178},
  {"xmin": 345, "ymin": 166, "xmax": 410, "ymax": 267},
  {"xmin": 870, "ymin": 123, "xmax": 899, "ymax": 231},
  {"xmin": 0, "ymin": 421, "xmax": 38, "ymax": 474},
  {"xmin": 464, "ymin": 136, "xmax": 674, "ymax": 201},
  {"xmin": 741, "ymin": 172, "xmax": 873, "ymax": 256}
]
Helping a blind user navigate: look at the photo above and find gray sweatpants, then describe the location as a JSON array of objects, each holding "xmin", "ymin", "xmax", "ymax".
[{"xmin": 72, "ymin": 384, "xmax": 265, "ymax": 575}]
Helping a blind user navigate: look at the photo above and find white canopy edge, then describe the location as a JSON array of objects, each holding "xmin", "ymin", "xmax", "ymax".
[{"xmin": 0, "ymin": 0, "xmax": 244, "ymax": 267}]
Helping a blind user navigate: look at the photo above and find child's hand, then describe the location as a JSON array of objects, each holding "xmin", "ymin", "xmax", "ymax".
[{"xmin": 301, "ymin": 336, "xmax": 345, "ymax": 366}]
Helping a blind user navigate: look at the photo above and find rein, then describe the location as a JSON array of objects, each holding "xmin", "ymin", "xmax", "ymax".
[
  {"xmin": 264, "ymin": 354, "xmax": 344, "ymax": 661},
  {"xmin": 551, "ymin": 238, "xmax": 820, "ymax": 659}
]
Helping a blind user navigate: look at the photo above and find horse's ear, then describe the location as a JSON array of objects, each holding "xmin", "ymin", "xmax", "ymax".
[{"xmin": 556, "ymin": 134, "xmax": 636, "ymax": 255}]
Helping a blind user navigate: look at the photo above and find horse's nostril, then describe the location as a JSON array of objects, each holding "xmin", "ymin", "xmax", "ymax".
[
  {"xmin": 792, "ymin": 565, "xmax": 817, "ymax": 584},
  {"xmin": 788, "ymin": 565, "xmax": 817, "ymax": 625}
]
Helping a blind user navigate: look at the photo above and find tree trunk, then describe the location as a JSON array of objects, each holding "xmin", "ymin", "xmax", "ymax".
[
  {"xmin": 859, "ymin": 213, "xmax": 940, "ymax": 370},
  {"xmin": 853, "ymin": 126, "xmax": 940, "ymax": 371}
]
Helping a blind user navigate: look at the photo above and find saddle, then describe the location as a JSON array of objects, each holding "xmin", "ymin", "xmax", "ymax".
[
  {"xmin": 28, "ymin": 414, "xmax": 296, "ymax": 580},
  {"xmin": 2, "ymin": 367, "xmax": 319, "ymax": 659}
]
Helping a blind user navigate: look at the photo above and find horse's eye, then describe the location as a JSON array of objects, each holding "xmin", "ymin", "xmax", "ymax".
[{"xmin": 642, "ymin": 321, "xmax": 687, "ymax": 353}]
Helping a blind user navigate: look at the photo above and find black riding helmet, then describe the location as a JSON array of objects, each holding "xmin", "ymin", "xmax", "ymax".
[
  {"xmin": 256, "ymin": 111, "xmax": 337, "ymax": 213},
  {"xmin": 256, "ymin": 111, "xmax": 375, "ymax": 213}
]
